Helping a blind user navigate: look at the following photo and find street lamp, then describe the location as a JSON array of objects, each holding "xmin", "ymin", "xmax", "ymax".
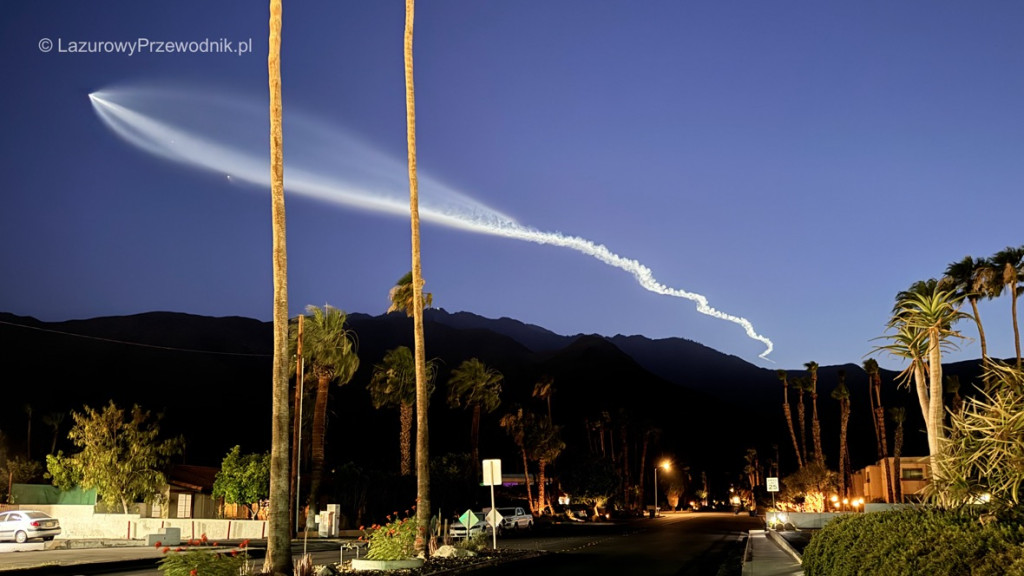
[{"xmin": 653, "ymin": 460, "xmax": 670, "ymax": 517}]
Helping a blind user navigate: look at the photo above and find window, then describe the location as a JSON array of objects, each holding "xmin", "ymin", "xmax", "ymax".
[{"xmin": 901, "ymin": 468, "xmax": 924, "ymax": 480}]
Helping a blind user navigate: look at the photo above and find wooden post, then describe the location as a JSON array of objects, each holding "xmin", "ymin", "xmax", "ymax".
[{"xmin": 290, "ymin": 314, "xmax": 303, "ymax": 534}]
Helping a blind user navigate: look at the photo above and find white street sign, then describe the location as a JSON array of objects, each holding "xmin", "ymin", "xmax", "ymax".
[
  {"xmin": 485, "ymin": 508, "xmax": 504, "ymax": 528},
  {"xmin": 766, "ymin": 477, "xmax": 779, "ymax": 492},
  {"xmin": 482, "ymin": 459, "xmax": 502, "ymax": 486}
]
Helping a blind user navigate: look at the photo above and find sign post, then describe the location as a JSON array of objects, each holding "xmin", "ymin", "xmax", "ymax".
[
  {"xmin": 482, "ymin": 459, "xmax": 502, "ymax": 549},
  {"xmin": 766, "ymin": 477, "xmax": 779, "ymax": 528}
]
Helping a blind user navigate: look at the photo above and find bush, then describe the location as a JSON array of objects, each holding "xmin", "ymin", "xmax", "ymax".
[
  {"xmin": 802, "ymin": 508, "xmax": 1024, "ymax": 576},
  {"xmin": 156, "ymin": 536, "xmax": 250, "ymax": 576},
  {"xmin": 362, "ymin": 508, "xmax": 419, "ymax": 560}
]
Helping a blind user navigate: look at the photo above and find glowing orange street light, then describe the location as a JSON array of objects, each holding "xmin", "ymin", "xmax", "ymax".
[{"xmin": 654, "ymin": 460, "xmax": 671, "ymax": 518}]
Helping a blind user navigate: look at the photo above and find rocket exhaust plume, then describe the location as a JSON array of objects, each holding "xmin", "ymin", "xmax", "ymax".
[{"xmin": 88, "ymin": 87, "xmax": 774, "ymax": 361}]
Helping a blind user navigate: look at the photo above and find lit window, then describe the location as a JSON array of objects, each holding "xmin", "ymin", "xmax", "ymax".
[{"xmin": 901, "ymin": 468, "xmax": 924, "ymax": 480}]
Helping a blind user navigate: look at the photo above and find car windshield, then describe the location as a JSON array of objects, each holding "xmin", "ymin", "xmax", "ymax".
[{"xmin": 25, "ymin": 512, "xmax": 51, "ymax": 519}]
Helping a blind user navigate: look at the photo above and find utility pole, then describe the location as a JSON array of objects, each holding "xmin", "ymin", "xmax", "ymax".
[{"xmin": 290, "ymin": 314, "xmax": 303, "ymax": 535}]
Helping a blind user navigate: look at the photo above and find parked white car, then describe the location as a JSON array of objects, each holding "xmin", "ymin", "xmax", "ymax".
[
  {"xmin": 490, "ymin": 507, "xmax": 534, "ymax": 532},
  {"xmin": 0, "ymin": 510, "xmax": 61, "ymax": 543},
  {"xmin": 448, "ymin": 511, "xmax": 492, "ymax": 538}
]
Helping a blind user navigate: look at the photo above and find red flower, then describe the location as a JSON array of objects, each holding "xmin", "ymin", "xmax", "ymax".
[
  {"xmin": 386, "ymin": 515, "xmax": 392, "ymax": 521},
  {"xmin": 213, "ymin": 542, "xmax": 219, "ymax": 547},
  {"xmin": 359, "ymin": 525, "xmax": 365, "ymax": 531},
  {"xmin": 231, "ymin": 550, "xmax": 238, "ymax": 557},
  {"xmin": 154, "ymin": 541, "xmax": 162, "ymax": 548},
  {"xmin": 190, "ymin": 571, "xmax": 197, "ymax": 576},
  {"xmin": 162, "ymin": 547, "xmax": 170, "ymax": 554},
  {"xmin": 201, "ymin": 533, "xmax": 208, "ymax": 542},
  {"xmin": 175, "ymin": 547, "xmax": 183, "ymax": 552},
  {"xmin": 240, "ymin": 539, "xmax": 249, "ymax": 548}
]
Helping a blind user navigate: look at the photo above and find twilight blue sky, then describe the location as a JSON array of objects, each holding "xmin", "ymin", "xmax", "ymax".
[{"xmin": 1, "ymin": 1, "xmax": 1021, "ymax": 371}]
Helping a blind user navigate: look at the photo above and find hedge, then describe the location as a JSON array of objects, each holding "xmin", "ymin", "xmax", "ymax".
[{"xmin": 801, "ymin": 508, "xmax": 1024, "ymax": 576}]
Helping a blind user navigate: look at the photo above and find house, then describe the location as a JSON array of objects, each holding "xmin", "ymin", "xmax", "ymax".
[
  {"xmin": 850, "ymin": 456, "xmax": 930, "ymax": 503},
  {"xmin": 158, "ymin": 465, "xmax": 220, "ymax": 519}
]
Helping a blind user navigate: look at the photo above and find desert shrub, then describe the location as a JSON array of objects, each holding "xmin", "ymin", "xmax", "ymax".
[{"xmin": 802, "ymin": 508, "xmax": 1024, "ymax": 576}]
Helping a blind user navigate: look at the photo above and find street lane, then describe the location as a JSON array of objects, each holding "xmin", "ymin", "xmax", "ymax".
[{"xmin": 476, "ymin": 512, "xmax": 762, "ymax": 576}]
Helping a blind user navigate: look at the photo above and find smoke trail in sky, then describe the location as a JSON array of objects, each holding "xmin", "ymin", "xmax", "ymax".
[{"xmin": 88, "ymin": 88, "xmax": 774, "ymax": 360}]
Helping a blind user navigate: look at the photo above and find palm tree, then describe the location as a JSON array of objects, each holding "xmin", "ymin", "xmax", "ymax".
[
  {"xmin": 805, "ymin": 361, "xmax": 823, "ymax": 464},
  {"xmin": 532, "ymin": 376, "xmax": 555, "ymax": 425},
  {"xmin": 368, "ymin": 346, "xmax": 436, "ymax": 476},
  {"xmin": 942, "ymin": 256, "xmax": 995, "ymax": 368},
  {"xmin": 498, "ymin": 406, "xmax": 536, "ymax": 514},
  {"xmin": 387, "ymin": 271, "xmax": 433, "ymax": 315},
  {"xmin": 292, "ymin": 305, "xmax": 360, "ymax": 527},
  {"xmin": 401, "ymin": 0, "xmax": 431, "ymax": 553},
  {"xmin": 41, "ymin": 412, "xmax": 64, "ymax": 456},
  {"xmin": 830, "ymin": 370, "xmax": 850, "ymax": 499},
  {"xmin": 879, "ymin": 280, "xmax": 968, "ymax": 480},
  {"xmin": 527, "ymin": 419, "xmax": 564, "ymax": 514},
  {"xmin": 888, "ymin": 407, "xmax": 906, "ymax": 503},
  {"xmin": 862, "ymin": 358, "xmax": 893, "ymax": 503},
  {"xmin": 793, "ymin": 376, "xmax": 809, "ymax": 466},
  {"xmin": 776, "ymin": 370, "xmax": 802, "ymax": 469},
  {"xmin": 265, "ymin": 0, "xmax": 292, "ymax": 569},
  {"xmin": 992, "ymin": 246, "xmax": 1024, "ymax": 368},
  {"xmin": 447, "ymin": 358, "xmax": 503, "ymax": 470}
]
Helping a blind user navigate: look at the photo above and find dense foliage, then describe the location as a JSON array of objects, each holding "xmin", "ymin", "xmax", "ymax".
[
  {"xmin": 802, "ymin": 508, "xmax": 1024, "ymax": 576},
  {"xmin": 930, "ymin": 362, "xmax": 1024, "ymax": 508},
  {"xmin": 362, "ymin": 508, "xmax": 419, "ymax": 560},
  {"xmin": 211, "ymin": 446, "xmax": 270, "ymax": 519},
  {"xmin": 45, "ymin": 401, "xmax": 183, "ymax": 513}
]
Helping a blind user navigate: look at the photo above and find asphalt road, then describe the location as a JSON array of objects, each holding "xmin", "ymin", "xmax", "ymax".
[
  {"xmin": 0, "ymin": 511, "xmax": 762, "ymax": 575},
  {"xmin": 472, "ymin": 512, "xmax": 762, "ymax": 576}
]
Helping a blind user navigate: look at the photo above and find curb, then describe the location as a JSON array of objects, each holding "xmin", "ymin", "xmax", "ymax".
[{"xmin": 766, "ymin": 529, "xmax": 803, "ymax": 564}]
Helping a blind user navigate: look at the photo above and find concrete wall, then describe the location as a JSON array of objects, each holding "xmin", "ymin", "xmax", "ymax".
[{"xmin": 20, "ymin": 505, "xmax": 267, "ymax": 541}]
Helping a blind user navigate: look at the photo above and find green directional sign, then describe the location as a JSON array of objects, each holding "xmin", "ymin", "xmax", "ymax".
[{"xmin": 459, "ymin": 509, "xmax": 480, "ymax": 529}]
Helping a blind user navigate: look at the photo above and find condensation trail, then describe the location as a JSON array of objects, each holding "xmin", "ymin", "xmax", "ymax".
[{"xmin": 88, "ymin": 88, "xmax": 774, "ymax": 360}]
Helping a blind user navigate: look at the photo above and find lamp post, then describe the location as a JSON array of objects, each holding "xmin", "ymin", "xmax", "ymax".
[{"xmin": 653, "ymin": 461, "xmax": 670, "ymax": 517}]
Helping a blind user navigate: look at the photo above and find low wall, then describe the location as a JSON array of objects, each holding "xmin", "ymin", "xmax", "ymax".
[
  {"xmin": 770, "ymin": 511, "xmax": 842, "ymax": 529},
  {"xmin": 24, "ymin": 505, "xmax": 267, "ymax": 541}
]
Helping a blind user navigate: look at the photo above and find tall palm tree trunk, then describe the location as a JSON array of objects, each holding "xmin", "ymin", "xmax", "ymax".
[
  {"xmin": 1012, "ymin": 286, "xmax": 1021, "ymax": 368},
  {"xmin": 838, "ymin": 398, "xmax": 849, "ymax": 498},
  {"xmin": 877, "ymin": 405, "xmax": 894, "ymax": 503},
  {"xmin": 871, "ymin": 376, "xmax": 894, "ymax": 503},
  {"xmin": 266, "ymin": 0, "xmax": 292, "ymax": 569},
  {"xmin": 811, "ymin": 392, "xmax": 823, "ymax": 464},
  {"xmin": 536, "ymin": 458, "xmax": 549, "ymax": 514},
  {"xmin": 926, "ymin": 330, "xmax": 945, "ymax": 480},
  {"xmin": 783, "ymin": 393, "xmax": 802, "ymax": 469},
  {"xmin": 403, "ymin": 0, "xmax": 431, "ymax": 555},
  {"xmin": 470, "ymin": 404, "xmax": 482, "ymax": 471},
  {"xmin": 520, "ymin": 447, "xmax": 534, "ymax": 514},
  {"xmin": 797, "ymin": 390, "xmax": 807, "ymax": 465},
  {"xmin": 890, "ymin": 409, "xmax": 905, "ymax": 503},
  {"xmin": 308, "ymin": 375, "xmax": 330, "ymax": 524},
  {"xmin": 399, "ymin": 402, "xmax": 413, "ymax": 476},
  {"xmin": 968, "ymin": 296, "xmax": 989, "ymax": 366}
]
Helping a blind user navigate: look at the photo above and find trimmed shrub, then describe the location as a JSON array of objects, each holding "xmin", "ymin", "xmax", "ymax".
[{"xmin": 802, "ymin": 508, "xmax": 1024, "ymax": 576}]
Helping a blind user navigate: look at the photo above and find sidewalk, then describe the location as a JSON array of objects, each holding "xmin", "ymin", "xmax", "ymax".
[{"xmin": 742, "ymin": 530, "xmax": 804, "ymax": 576}]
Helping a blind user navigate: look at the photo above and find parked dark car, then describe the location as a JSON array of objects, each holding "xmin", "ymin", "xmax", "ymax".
[{"xmin": 0, "ymin": 510, "xmax": 61, "ymax": 543}]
